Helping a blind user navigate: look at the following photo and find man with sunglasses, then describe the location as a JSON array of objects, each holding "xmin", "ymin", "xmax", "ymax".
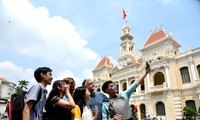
[{"xmin": 101, "ymin": 62, "xmax": 151, "ymax": 120}]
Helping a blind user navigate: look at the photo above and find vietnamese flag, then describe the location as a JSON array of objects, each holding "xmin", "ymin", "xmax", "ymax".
[
  {"xmin": 123, "ymin": 9, "xmax": 127, "ymax": 20},
  {"xmin": 134, "ymin": 105, "xmax": 138, "ymax": 112}
]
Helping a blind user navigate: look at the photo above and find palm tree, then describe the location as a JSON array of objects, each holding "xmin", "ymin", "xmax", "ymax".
[
  {"xmin": 15, "ymin": 80, "xmax": 29, "ymax": 94},
  {"xmin": 19, "ymin": 80, "xmax": 29, "ymax": 90},
  {"xmin": 15, "ymin": 86, "xmax": 23, "ymax": 95}
]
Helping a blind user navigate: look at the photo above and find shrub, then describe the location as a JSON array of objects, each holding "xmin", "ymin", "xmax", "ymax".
[{"xmin": 183, "ymin": 106, "xmax": 198, "ymax": 119}]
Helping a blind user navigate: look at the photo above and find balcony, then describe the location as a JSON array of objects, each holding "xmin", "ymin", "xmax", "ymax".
[
  {"xmin": 149, "ymin": 84, "xmax": 168, "ymax": 92},
  {"xmin": 194, "ymin": 79, "xmax": 200, "ymax": 85},
  {"xmin": 139, "ymin": 90, "xmax": 145, "ymax": 94}
]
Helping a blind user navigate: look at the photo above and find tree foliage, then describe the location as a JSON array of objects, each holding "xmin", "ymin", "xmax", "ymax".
[
  {"xmin": 15, "ymin": 80, "xmax": 29, "ymax": 94},
  {"xmin": 198, "ymin": 106, "xmax": 200, "ymax": 114},
  {"xmin": 183, "ymin": 106, "xmax": 198, "ymax": 119}
]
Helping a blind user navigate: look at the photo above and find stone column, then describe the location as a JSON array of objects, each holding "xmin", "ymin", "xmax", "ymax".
[
  {"xmin": 126, "ymin": 78, "xmax": 129, "ymax": 88},
  {"xmin": 147, "ymin": 74, "xmax": 150, "ymax": 91},
  {"xmin": 189, "ymin": 56, "xmax": 197, "ymax": 82},
  {"xmin": 118, "ymin": 80, "xmax": 121, "ymax": 93},
  {"xmin": 164, "ymin": 61, "xmax": 170, "ymax": 88}
]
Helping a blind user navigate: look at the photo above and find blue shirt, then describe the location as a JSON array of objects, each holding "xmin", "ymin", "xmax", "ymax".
[
  {"xmin": 24, "ymin": 83, "xmax": 48, "ymax": 120},
  {"xmin": 102, "ymin": 82, "xmax": 138, "ymax": 120},
  {"xmin": 86, "ymin": 91, "xmax": 108, "ymax": 120},
  {"xmin": 63, "ymin": 95, "xmax": 72, "ymax": 120}
]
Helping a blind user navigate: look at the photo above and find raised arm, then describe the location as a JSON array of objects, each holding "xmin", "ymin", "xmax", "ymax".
[
  {"xmin": 135, "ymin": 62, "xmax": 151, "ymax": 84},
  {"xmin": 55, "ymin": 84, "xmax": 75, "ymax": 108},
  {"xmin": 121, "ymin": 62, "xmax": 151, "ymax": 100}
]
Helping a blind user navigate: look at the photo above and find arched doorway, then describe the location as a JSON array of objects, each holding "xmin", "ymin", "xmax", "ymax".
[
  {"xmin": 156, "ymin": 101, "xmax": 166, "ymax": 116},
  {"xmin": 140, "ymin": 104, "xmax": 146, "ymax": 119}
]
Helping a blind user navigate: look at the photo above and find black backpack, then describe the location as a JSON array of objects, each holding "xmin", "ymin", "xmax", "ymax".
[
  {"xmin": 108, "ymin": 95, "xmax": 133, "ymax": 120},
  {"xmin": 10, "ymin": 86, "xmax": 42, "ymax": 120}
]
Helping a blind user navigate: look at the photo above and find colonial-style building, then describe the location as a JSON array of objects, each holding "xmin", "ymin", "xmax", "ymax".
[
  {"xmin": 0, "ymin": 77, "xmax": 16, "ymax": 114},
  {"xmin": 92, "ymin": 22, "xmax": 200, "ymax": 120}
]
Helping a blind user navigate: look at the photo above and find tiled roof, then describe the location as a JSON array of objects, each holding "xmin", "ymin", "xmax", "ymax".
[
  {"xmin": 0, "ymin": 77, "xmax": 6, "ymax": 81},
  {"xmin": 95, "ymin": 57, "xmax": 112, "ymax": 69},
  {"xmin": 144, "ymin": 29, "xmax": 168, "ymax": 47}
]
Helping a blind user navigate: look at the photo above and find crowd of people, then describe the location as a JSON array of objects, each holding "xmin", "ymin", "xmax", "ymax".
[{"xmin": 20, "ymin": 62, "xmax": 151, "ymax": 120}]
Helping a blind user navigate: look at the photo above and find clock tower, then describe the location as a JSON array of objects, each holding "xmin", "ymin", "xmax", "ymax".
[{"xmin": 118, "ymin": 22, "xmax": 141, "ymax": 69}]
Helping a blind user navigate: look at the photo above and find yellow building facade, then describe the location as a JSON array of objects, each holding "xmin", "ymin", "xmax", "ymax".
[{"xmin": 92, "ymin": 23, "xmax": 200, "ymax": 120}]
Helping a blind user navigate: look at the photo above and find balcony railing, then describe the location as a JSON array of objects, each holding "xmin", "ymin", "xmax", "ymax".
[
  {"xmin": 139, "ymin": 90, "xmax": 145, "ymax": 94},
  {"xmin": 149, "ymin": 84, "xmax": 167, "ymax": 92},
  {"xmin": 194, "ymin": 79, "xmax": 200, "ymax": 85}
]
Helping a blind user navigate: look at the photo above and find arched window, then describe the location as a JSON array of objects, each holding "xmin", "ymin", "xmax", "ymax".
[
  {"xmin": 141, "ymin": 81, "xmax": 145, "ymax": 91},
  {"xmin": 116, "ymin": 84, "xmax": 119, "ymax": 94},
  {"xmin": 180, "ymin": 67, "xmax": 191, "ymax": 83},
  {"xmin": 122, "ymin": 82, "xmax": 127, "ymax": 91},
  {"xmin": 197, "ymin": 65, "xmax": 200, "ymax": 79},
  {"xmin": 154, "ymin": 72, "xmax": 165, "ymax": 86},
  {"xmin": 186, "ymin": 100, "xmax": 196, "ymax": 112},
  {"xmin": 131, "ymin": 80, "xmax": 134, "ymax": 84},
  {"xmin": 140, "ymin": 104, "xmax": 146, "ymax": 119},
  {"xmin": 131, "ymin": 80, "xmax": 136, "ymax": 92},
  {"xmin": 156, "ymin": 101, "xmax": 166, "ymax": 115}
]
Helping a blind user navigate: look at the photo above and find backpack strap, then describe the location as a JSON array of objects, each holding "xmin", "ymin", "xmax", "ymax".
[
  {"xmin": 25, "ymin": 85, "xmax": 42, "ymax": 107},
  {"xmin": 33, "ymin": 86, "xmax": 42, "ymax": 108},
  {"xmin": 37, "ymin": 87, "xmax": 42, "ymax": 102},
  {"xmin": 31, "ymin": 86, "xmax": 42, "ymax": 118}
]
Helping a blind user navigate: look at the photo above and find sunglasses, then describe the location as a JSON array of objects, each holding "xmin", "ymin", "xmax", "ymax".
[
  {"xmin": 68, "ymin": 81, "xmax": 75, "ymax": 85},
  {"xmin": 111, "ymin": 84, "xmax": 117, "ymax": 89}
]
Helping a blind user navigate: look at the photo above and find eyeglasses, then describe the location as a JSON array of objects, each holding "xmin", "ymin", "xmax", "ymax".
[
  {"xmin": 111, "ymin": 84, "xmax": 117, "ymax": 89},
  {"xmin": 68, "ymin": 82, "xmax": 75, "ymax": 85}
]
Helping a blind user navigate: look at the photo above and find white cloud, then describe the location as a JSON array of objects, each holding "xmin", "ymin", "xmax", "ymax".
[
  {"xmin": 46, "ymin": 69, "xmax": 84, "ymax": 93},
  {"xmin": 0, "ymin": 61, "xmax": 85, "ymax": 93},
  {"xmin": 0, "ymin": 0, "xmax": 100, "ymax": 90},
  {"xmin": 0, "ymin": 61, "xmax": 36, "ymax": 88},
  {"xmin": 0, "ymin": 0, "xmax": 98, "ymax": 71}
]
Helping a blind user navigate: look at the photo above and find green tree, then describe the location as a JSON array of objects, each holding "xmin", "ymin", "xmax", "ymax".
[
  {"xmin": 15, "ymin": 80, "xmax": 29, "ymax": 94},
  {"xmin": 183, "ymin": 106, "xmax": 198, "ymax": 120}
]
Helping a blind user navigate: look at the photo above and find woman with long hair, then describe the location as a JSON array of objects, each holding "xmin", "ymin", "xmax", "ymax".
[
  {"xmin": 45, "ymin": 80, "xmax": 75, "ymax": 120},
  {"xmin": 72, "ymin": 86, "xmax": 98, "ymax": 120}
]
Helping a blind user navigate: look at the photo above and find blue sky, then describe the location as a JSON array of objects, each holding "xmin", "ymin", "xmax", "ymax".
[{"xmin": 0, "ymin": 0, "xmax": 200, "ymax": 90}]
